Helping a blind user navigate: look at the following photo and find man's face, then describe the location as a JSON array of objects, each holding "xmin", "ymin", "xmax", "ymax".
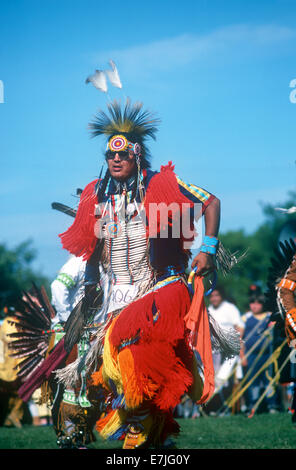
[
  {"xmin": 209, "ymin": 290, "xmax": 223, "ymax": 308},
  {"xmin": 107, "ymin": 151, "xmax": 136, "ymax": 181}
]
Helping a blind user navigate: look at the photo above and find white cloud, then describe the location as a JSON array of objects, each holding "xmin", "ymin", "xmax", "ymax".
[{"xmin": 93, "ymin": 24, "xmax": 296, "ymax": 77}]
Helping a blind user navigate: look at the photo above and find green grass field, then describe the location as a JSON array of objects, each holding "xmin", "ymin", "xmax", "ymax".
[{"xmin": 0, "ymin": 413, "xmax": 295, "ymax": 449}]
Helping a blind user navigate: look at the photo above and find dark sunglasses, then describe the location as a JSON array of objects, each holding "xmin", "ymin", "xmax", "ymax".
[{"xmin": 105, "ymin": 150, "xmax": 131, "ymax": 161}]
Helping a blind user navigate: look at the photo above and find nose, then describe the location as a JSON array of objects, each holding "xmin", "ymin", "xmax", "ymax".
[{"xmin": 113, "ymin": 153, "xmax": 121, "ymax": 162}]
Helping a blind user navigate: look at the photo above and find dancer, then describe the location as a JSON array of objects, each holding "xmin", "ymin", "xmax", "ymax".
[{"xmin": 57, "ymin": 99, "xmax": 240, "ymax": 448}]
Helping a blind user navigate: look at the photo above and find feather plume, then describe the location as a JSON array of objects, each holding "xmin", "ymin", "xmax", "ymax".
[
  {"xmin": 16, "ymin": 355, "xmax": 45, "ymax": 378},
  {"xmin": 51, "ymin": 202, "xmax": 76, "ymax": 218},
  {"xmin": 85, "ymin": 69, "xmax": 108, "ymax": 93},
  {"xmin": 63, "ymin": 297, "xmax": 85, "ymax": 353},
  {"xmin": 64, "ymin": 288, "xmax": 104, "ymax": 353},
  {"xmin": 275, "ymin": 207, "xmax": 296, "ymax": 214},
  {"xmin": 105, "ymin": 60, "xmax": 122, "ymax": 89},
  {"xmin": 88, "ymin": 99, "xmax": 160, "ymax": 169},
  {"xmin": 7, "ymin": 285, "xmax": 53, "ymax": 381}
]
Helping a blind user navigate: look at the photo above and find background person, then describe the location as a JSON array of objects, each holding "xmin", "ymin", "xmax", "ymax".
[
  {"xmin": 205, "ymin": 287, "xmax": 244, "ymax": 414},
  {"xmin": 242, "ymin": 294, "xmax": 278, "ymax": 414},
  {"xmin": 0, "ymin": 307, "xmax": 25, "ymax": 428}
]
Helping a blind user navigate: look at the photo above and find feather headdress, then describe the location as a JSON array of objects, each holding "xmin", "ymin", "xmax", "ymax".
[{"xmin": 89, "ymin": 99, "xmax": 160, "ymax": 169}]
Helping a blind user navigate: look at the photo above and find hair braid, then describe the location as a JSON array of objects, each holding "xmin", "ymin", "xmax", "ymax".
[{"xmin": 97, "ymin": 169, "xmax": 110, "ymax": 201}]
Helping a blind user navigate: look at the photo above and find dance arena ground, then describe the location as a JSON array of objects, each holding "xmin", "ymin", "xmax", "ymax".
[{"xmin": 1, "ymin": 413, "xmax": 295, "ymax": 449}]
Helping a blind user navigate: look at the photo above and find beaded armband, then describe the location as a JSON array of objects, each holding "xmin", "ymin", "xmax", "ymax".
[
  {"xmin": 200, "ymin": 236, "xmax": 219, "ymax": 255},
  {"xmin": 278, "ymin": 278, "xmax": 296, "ymax": 291},
  {"xmin": 56, "ymin": 273, "xmax": 75, "ymax": 289}
]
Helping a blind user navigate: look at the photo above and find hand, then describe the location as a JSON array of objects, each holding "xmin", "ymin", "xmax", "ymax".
[{"xmin": 191, "ymin": 252, "xmax": 216, "ymax": 276}]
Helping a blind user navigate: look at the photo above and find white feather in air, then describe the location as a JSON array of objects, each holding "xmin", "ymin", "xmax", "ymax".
[
  {"xmin": 275, "ymin": 207, "xmax": 296, "ymax": 214},
  {"xmin": 105, "ymin": 59, "xmax": 122, "ymax": 89},
  {"xmin": 85, "ymin": 70, "xmax": 108, "ymax": 93}
]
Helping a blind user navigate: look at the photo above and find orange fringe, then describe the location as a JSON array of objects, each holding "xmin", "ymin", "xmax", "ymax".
[
  {"xmin": 118, "ymin": 348, "xmax": 143, "ymax": 409},
  {"xmin": 95, "ymin": 409, "xmax": 117, "ymax": 433},
  {"xmin": 184, "ymin": 276, "xmax": 215, "ymax": 403},
  {"xmin": 91, "ymin": 366, "xmax": 104, "ymax": 388}
]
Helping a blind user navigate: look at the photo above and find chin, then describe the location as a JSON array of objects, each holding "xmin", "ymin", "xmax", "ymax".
[{"xmin": 111, "ymin": 172, "xmax": 126, "ymax": 180}]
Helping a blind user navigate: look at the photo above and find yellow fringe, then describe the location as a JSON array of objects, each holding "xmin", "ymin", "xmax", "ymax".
[
  {"xmin": 40, "ymin": 380, "xmax": 53, "ymax": 405},
  {"xmin": 99, "ymin": 409, "xmax": 128, "ymax": 440},
  {"xmin": 35, "ymin": 333, "xmax": 56, "ymax": 405},
  {"xmin": 101, "ymin": 314, "xmax": 160, "ymax": 410},
  {"xmin": 101, "ymin": 320, "xmax": 124, "ymax": 395},
  {"xmin": 46, "ymin": 332, "xmax": 56, "ymax": 357}
]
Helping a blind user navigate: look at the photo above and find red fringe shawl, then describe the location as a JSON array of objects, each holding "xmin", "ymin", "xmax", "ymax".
[
  {"xmin": 143, "ymin": 161, "xmax": 194, "ymax": 239},
  {"xmin": 109, "ymin": 281, "xmax": 194, "ymax": 411},
  {"xmin": 109, "ymin": 276, "xmax": 215, "ymax": 407},
  {"xmin": 59, "ymin": 179, "xmax": 99, "ymax": 261},
  {"xmin": 59, "ymin": 162, "xmax": 195, "ymax": 260}
]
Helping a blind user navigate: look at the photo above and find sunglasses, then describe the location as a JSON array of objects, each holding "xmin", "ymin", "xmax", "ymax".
[{"xmin": 105, "ymin": 150, "xmax": 132, "ymax": 161}]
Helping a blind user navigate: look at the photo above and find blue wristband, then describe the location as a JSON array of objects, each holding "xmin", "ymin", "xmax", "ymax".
[
  {"xmin": 203, "ymin": 236, "xmax": 219, "ymax": 247},
  {"xmin": 200, "ymin": 244, "xmax": 217, "ymax": 255}
]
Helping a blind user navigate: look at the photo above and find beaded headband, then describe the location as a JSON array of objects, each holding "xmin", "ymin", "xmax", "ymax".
[{"xmin": 107, "ymin": 135, "xmax": 141, "ymax": 155}]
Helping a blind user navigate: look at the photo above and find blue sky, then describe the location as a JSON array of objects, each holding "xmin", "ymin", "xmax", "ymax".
[{"xmin": 0, "ymin": 0, "xmax": 295, "ymax": 279}]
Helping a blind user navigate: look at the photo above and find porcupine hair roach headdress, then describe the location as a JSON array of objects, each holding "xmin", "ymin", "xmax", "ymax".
[{"xmin": 89, "ymin": 98, "xmax": 160, "ymax": 170}]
